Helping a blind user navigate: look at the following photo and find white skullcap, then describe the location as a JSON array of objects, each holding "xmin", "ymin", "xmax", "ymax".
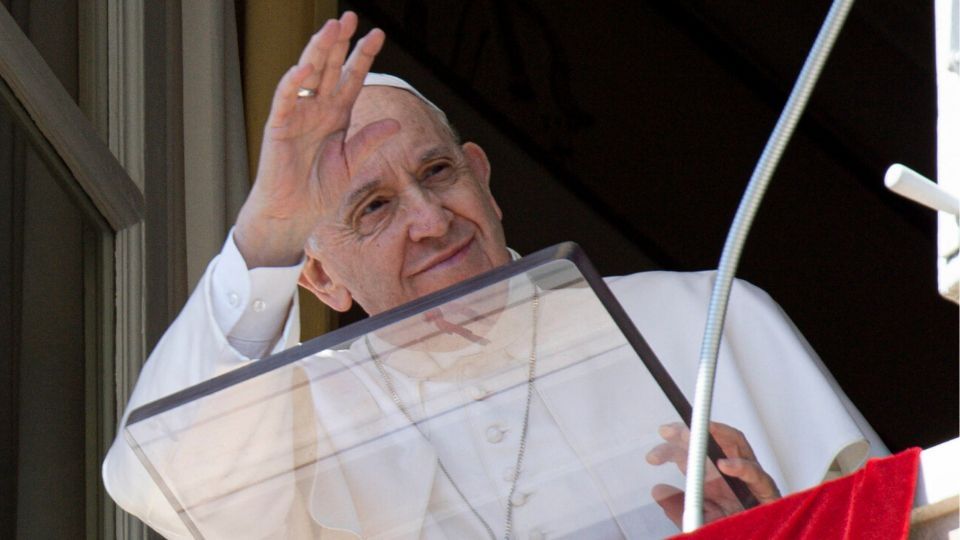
[{"xmin": 363, "ymin": 72, "xmax": 447, "ymax": 121}]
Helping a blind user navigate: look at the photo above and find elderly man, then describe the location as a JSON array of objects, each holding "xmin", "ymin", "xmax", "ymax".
[{"xmin": 104, "ymin": 12, "xmax": 884, "ymax": 539}]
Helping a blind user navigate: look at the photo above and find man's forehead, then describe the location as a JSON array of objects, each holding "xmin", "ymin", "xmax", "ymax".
[
  {"xmin": 347, "ymin": 88, "xmax": 458, "ymax": 170},
  {"xmin": 327, "ymin": 89, "xmax": 458, "ymax": 212},
  {"xmin": 349, "ymin": 86, "xmax": 440, "ymax": 133}
]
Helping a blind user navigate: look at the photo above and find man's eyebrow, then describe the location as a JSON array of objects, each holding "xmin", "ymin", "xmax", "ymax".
[
  {"xmin": 343, "ymin": 179, "xmax": 382, "ymax": 212},
  {"xmin": 341, "ymin": 146, "xmax": 453, "ymax": 212},
  {"xmin": 418, "ymin": 146, "xmax": 452, "ymax": 163}
]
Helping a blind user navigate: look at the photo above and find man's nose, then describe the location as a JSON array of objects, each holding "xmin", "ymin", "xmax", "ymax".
[{"xmin": 404, "ymin": 188, "xmax": 451, "ymax": 241}]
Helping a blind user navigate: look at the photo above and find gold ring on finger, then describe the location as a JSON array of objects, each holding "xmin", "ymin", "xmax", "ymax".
[{"xmin": 296, "ymin": 87, "xmax": 318, "ymax": 98}]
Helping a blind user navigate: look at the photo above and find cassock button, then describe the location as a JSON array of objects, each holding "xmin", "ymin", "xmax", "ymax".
[
  {"xmin": 227, "ymin": 292, "xmax": 240, "ymax": 308},
  {"xmin": 509, "ymin": 491, "xmax": 530, "ymax": 507},
  {"xmin": 485, "ymin": 425, "xmax": 506, "ymax": 443},
  {"xmin": 252, "ymin": 299, "xmax": 266, "ymax": 312},
  {"xmin": 467, "ymin": 385, "xmax": 489, "ymax": 400}
]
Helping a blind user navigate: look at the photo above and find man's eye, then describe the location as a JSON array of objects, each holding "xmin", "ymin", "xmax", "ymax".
[
  {"xmin": 363, "ymin": 199, "xmax": 387, "ymax": 215},
  {"xmin": 423, "ymin": 163, "xmax": 450, "ymax": 180},
  {"xmin": 355, "ymin": 198, "xmax": 391, "ymax": 235}
]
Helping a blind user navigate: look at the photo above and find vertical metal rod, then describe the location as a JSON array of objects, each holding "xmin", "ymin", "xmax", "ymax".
[{"xmin": 682, "ymin": 0, "xmax": 856, "ymax": 531}]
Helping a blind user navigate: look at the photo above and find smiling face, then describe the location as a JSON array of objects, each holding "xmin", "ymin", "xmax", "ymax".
[{"xmin": 301, "ymin": 87, "xmax": 511, "ymax": 315}]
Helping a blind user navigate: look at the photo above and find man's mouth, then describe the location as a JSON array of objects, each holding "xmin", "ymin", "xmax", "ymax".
[{"xmin": 411, "ymin": 237, "xmax": 474, "ymax": 276}]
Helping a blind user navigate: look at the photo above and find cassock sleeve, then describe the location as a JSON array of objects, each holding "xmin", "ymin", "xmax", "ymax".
[{"xmin": 101, "ymin": 231, "xmax": 304, "ymax": 538}]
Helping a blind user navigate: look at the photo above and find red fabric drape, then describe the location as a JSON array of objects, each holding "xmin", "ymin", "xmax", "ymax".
[{"xmin": 672, "ymin": 447, "xmax": 921, "ymax": 540}]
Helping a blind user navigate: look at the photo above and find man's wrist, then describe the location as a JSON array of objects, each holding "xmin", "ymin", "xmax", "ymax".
[
  {"xmin": 234, "ymin": 209, "xmax": 310, "ymax": 269},
  {"xmin": 211, "ymin": 230, "xmax": 304, "ymax": 356}
]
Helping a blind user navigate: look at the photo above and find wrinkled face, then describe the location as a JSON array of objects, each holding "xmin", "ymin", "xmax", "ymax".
[{"xmin": 305, "ymin": 87, "xmax": 510, "ymax": 315}]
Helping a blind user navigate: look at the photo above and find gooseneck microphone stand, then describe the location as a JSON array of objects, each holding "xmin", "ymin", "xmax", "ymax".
[{"xmin": 682, "ymin": 0, "xmax": 857, "ymax": 531}]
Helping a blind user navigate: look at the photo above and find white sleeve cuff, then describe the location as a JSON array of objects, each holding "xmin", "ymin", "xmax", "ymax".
[{"xmin": 210, "ymin": 230, "xmax": 305, "ymax": 357}]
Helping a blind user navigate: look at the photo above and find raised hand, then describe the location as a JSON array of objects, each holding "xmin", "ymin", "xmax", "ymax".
[
  {"xmin": 645, "ymin": 421, "xmax": 781, "ymax": 527},
  {"xmin": 235, "ymin": 12, "xmax": 398, "ymax": 268}
]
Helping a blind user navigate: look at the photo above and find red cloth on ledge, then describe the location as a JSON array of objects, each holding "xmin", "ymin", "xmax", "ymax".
[{"xmin": 672, "ymin": 447, "xmax": 921, "ymax": 540}]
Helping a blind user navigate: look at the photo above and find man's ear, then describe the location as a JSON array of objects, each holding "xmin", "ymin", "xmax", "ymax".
[
  {"xmin": 462, "ymin": 142, "xmax": 501, "ymax": 219},
  {"xmin": 298, "ymin": 256, "xmax": 353, "ymax": 312},
  {"xmin": 462, "ymin": 141, "xmax": 491, "ymax": 186}
]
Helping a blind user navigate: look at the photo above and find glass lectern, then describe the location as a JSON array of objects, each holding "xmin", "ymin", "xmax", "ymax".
[{"xmin": 125, "ymin": 243, "xmax": 751, "ymax": 539}]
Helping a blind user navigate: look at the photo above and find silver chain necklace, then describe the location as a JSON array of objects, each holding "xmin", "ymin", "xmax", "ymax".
[{"xmin": 366, "ymin": 291, "xmax": 540, "ymax": 540}]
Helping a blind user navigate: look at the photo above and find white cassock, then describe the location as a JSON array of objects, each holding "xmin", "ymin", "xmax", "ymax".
[{"xmin": 103, "ymin": 234, "xmax": 887, "ymax": 539}]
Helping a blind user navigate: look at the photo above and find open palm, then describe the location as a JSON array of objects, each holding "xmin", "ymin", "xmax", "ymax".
[{"xmin": 237, "ymin": 12, "xmax": 396, "ymax": 268}]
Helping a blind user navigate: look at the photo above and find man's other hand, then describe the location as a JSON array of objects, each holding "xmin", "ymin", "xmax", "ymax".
[{"xmin": 645, "ymin": 421, "xmax": 781, "ymax": 527}]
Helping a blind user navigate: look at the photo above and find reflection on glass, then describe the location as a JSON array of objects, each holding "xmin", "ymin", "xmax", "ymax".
[{"xmin": 126, "ymin": 251, "xmax": 741, "ymax": 539}]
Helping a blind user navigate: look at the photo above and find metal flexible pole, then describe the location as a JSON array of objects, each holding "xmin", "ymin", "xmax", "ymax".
[{"xmin": 681, "ymin": 0, "xmax": 856, "ymax": 531}]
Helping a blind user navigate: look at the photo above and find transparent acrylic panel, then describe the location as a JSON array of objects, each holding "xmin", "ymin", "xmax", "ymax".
[{"xmin": 125, "ymin": 243, "xmax": 747, "ymax": 539}]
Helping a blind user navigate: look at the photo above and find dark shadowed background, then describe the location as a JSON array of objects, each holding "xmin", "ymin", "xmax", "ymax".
[{"xmin": 341, "ymin": 0, "xmax": 957, "ymax": 453}]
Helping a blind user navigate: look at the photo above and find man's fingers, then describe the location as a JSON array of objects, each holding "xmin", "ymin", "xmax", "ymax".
[
  {"xmin": 657, "ymin": 422, "xmax": 689, "ymax": 445},
  {"xmin": 336, "ymin": 29, "xmax": 386, "ymax": 102},
  {"xmin": 718, "ymin": 458, "xmax": 781, "ymax": 503},
  {"xmin": 318, "ymin": 12, "xmax": 359, "ymax": 96},
  {"xmin": 646, "ymin": 441, "xmax": 688, "ymax": 472},
  {"xmin": 298, "ymin": 19, "xmax": 339, "ymax": 65},
  {"xmin": 702, "ymin": 499, "xmax": 730, "ymax": 525},
  {"xmin": 269, "ymin": 64, "xmax": 315, "ymax": 128},
  {"xmin": 650, "ymin": 423, "xmax": 714, "ymax": 476},
  {"xmin": 651, "ymin": 484, "xmax": 685, "ymax": 528},
  {"xmin": 658, "ymin": 421, "xmax": 759, "ymax": 461},
  {"xmin": 651, "ymin": 484, "xmax": 729, "ymax": 529},
  {"xmin": 296, "ymin": 19, "xmax": 340, "ymax": 92},
  {"xmin": 649, "ymin": 422, "xmax": 781, "ymax": 527},
  {"xmin": 344, "ymin": 118, "xmax": 401, "ymax": 169},
  {"xmin": 268, "ymin": 14, "xmax": 385, "ymax": 140},
  {"xmin": 297, "ymin": 21, "xmax": 331, "ymax": 68},
  {"xmin": 709, "ymin": 422, "xmax": 759, "ymax": 462},
  {"xmin": 657, "ymin": 422, "xmax": 757, "ymax": 458}
]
